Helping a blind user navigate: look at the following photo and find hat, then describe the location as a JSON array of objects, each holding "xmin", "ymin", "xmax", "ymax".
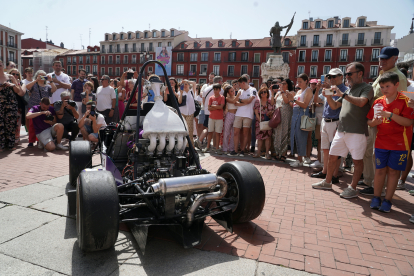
[
  {"xmin": 327, "ymin": 68, "xmax": 343, "ymax": 76},
  {"xmin": 309, "ymin": 79, "xmax": 318, "ymax": 84},
  {"xmin": 379, "ymin": 47, "xmax": 399, "ymax": 59}
]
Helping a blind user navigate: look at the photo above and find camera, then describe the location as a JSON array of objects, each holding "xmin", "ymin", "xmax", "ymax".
[
  {"xmin": 45, "ymin": 114, "xmax": 54, "ymax": 121},
  {"xmin": 65, "ymin": 100, "xmax": 76, "ymax": 107},
  {"xmin": 87, "ymin": 105, "xmax": 96, "ymax": 118},
  {"xmin": 126, "ymin": 72, "xmax": 134, "ymax": 80},
  {"xmin": 272, "ymin": 84, "xmax": 279, "ymax": 89}
]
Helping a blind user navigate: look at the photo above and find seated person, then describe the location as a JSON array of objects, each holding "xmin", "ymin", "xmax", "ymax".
[
  {"xmin": 26, "ymin": 97, "xmax": 68, "ymax": 151},
  {"xmin": 78, "ymin": 102, "xmax": 107, "ymax": 143},
  {"xmin": 54, "ymin": 91, "xmax": 79, "ymax": 141}
]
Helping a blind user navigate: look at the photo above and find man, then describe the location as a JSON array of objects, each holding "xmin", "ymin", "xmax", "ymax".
[
  {"xmin": 312, "ymin": 62, "xmax": 374, "ymax": 198},
  {"xmin": 311, "ymin": 69, "xmax": 346, "ymax": 184},
  {"xmin": 309, "ymin": 78, "xmax": 323, "ymax": 167},
  {"xmin": 96, "ymin": 75, "xmax": 116, "ymax": 124},
  {"xmin": 54, "ymin": 91, "xmax": 79, "ymax": 141},
  {"xmin": 87, "ymin": 73, "xmax": 94, "ymax": 81},
  {"xmin": 5, "ymin": 61, "xmax": 16, "ymax": 72},
  {"xmin": 266, "ymin": 78, "xmax": 273, "ymax": 89},
  {"xmin": 48, "ymin": 61, "xmax": 71, "ymax": 104},
  {"xmin": 228, "ymin": 76, "xmax": 256, "ymax": 156},
  {"xmin": 359, "ymin": 47, "xmax": 408, "ymax": 194},
  {"xmin": 241, "ymin": 74, "xmax": 257, "ymax": 154},
  {"xmin": 231, "ymin": 79, "xmax": 239, "ymax": 92},
  {"xmin": 26, "ymin": 97, "xmax": 68, "ymax": 151},
  {"xmin": 78, "ymin": 102, "xmax": 107, "ymax": 143},
  {"xmin": 71, "ymin": 69, "xmax": 87, "ymax": 118}
]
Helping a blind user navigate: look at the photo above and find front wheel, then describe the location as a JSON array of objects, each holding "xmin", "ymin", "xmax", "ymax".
[{"xmin": 217, "ymin": 161, "xmax": 266, "ymax": 223}]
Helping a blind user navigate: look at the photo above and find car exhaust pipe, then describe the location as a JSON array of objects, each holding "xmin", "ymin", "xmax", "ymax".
[{"xmin": 152, "ymin": 174, "xmax": 220, "ymax": 195}]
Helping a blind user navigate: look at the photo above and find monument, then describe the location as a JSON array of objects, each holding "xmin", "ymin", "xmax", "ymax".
[{"xmin": 261, "ymin": 13, "xmax": 296, "ymax": 82}]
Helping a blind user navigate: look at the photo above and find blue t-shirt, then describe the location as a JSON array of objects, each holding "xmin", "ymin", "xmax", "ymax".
[
  {"xmin": 147, "ymin": 89, "xmax": 155, "ymax": 102},
  {"xmin": 319, "ymin": 83, "xmax": 348, "ymax": 119},
  {"xmin": 71, "ymin": 78, "xmax": 87, "ymax": 102},
  {"xmin": 29, "ymin": 105, "xmax": 56, "ymax": 134}
]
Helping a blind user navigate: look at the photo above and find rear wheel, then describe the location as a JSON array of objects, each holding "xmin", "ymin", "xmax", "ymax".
[
  {"xmin": 76, "ymin": 170, "xmax": 119, "ymax": 251},
  {"xmin": 69, "ymin": 141, "xmax": 92, "ymax": 187},
  {"xmin": 217, "ymin": 161, "xmax": 265, "ymax": 223}
]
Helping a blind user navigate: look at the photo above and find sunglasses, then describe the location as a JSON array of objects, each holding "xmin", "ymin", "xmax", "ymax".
[
  {"xmin": 344, "ymin": 71, "xmax": 360, "ymax": 77},
  {"xmin": 327, "ymin": 75, "xmax": 338, "ymax": 79},
  {"xmin": 11, "ymin": 73, "xmax": 19, "ymax": 76}
]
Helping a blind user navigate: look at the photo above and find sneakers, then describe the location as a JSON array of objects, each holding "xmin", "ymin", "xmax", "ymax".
[
  {"xmin": 379, "ymin": 199, "xmax": 392, "ymax": 212},
  {"xmin": 37, "ymin": 141, "xmax": 44, "ymax": 149},
  {"xmin": 396, "ymin": 180, "xmax": 405, "ymax": 190},
  {"xmin": 357, "ymin": 180, "xmax": 369, "ymax": 187},
  {"xmin": 194, "ymin": 138, "xmax": 201, "ymax": 149},
  {"xmin": 228, "ymin": 150, "xmax": 238, "ymax": 156},
  {"xmin": 56, "ymin": 143, "xmax": 69, "ymax": 150},
  {"xmin": 303, "ymin": 157, "xmax": 312, "ymax": 164},
  {"xmin": 239, "ymin": 151, "xmax": 245, "ymax": 157},
  {"xmin": 370, "ymin": 196, "xmax": 382, "ymax": 209},
  {"xmin": 340, "ymin": 186, "xmax": 358, "ymax": 199},
  {"xmin": 215, "ymin": 149, "xmax": 223, "ymax": 155},
  {"xmin": 332, "ymin": 176, "xmax": 339, "ymax": 184},
  {"xmin": 290, "ymin": 160, "xmax": 303, "ymax": 167},
  {"xmin": 311, "ymin": 171, "xmax": 326, "ymax": 178},
  {"xmin": 359, "ymin": 187, "xmax": 386, "ymax": 197},
  {"xmin": 28, "ymin": 143, "xmax": 34, "ymax": 147},
  {"xmin": 202, "ymin": 147, "xmax": 210, "ymax": 153},
  {"xmin": 312, "ymin": 179, "xmax": 332, "ymax": 190},
  {"xmin": 310, "ymin": 160, "xmax": 323, "ymax": 168},
  {"xmin": 409, "ymin": 215, "xmax": 414, "ymax": 224}
]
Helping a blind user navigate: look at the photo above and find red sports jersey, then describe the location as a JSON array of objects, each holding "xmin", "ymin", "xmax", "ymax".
[{"xmin": 367, "ymin": 92, "xmax": 414, "ymax": 151}]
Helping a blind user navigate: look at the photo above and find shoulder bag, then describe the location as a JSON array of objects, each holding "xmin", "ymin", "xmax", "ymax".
[
  {"xmin": 300, "ymin": 101, "xmax": 316, "ymax": 131},
  {"xmin": 190, "ymin": 90, "xmax": 201, "ymax": 117},
  {"xmin": 259, "ymin": 100, "xmax": 272, "ymax": 131}
]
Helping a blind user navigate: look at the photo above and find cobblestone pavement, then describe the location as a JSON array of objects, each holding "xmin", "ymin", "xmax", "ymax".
[{"xmin": 2, "ymin": 132, "xmax": 414, "ymax": 275}]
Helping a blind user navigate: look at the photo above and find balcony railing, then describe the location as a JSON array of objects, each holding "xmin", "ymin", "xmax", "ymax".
[
  {"xmin": 101, "ymin": 49, "xmax": 106, "ymax": 53},
  {"xmin": 371, "ymin": 57, "xmax": 379, "ymax": 62},
  {"xmin": 108, "ymin": 61, "xmax": 113, "ymax": 64},
  {"xmin": 354, "ymin": 55, "xmax": 364, "ymax": 62},
  {"xmin": 8, "ymin": 43, "xmax": 17, "ymax": 48},
  {"xmin": 67, "ymin": 61, "xmax": 71, "ymax": 65},
  {"xmin": 371, "ymin": 39, "xmax": 383, "ymax": 45},
  {"xmin": 312, "ymin": 41, "xmax": 320, "ymax": 47},
  {"xmin": 93, "ymin": 60, "xmax": 97, "ymax": 64},
  {"xmin": 123, "ymin": 60, "xmax": 129, "ymax": 64},
  {"xmin": 199, "ymin": 71, "xmax": 207, "ymax": 76},
  {"xmin": 176, "ymin": 71, "xmax": 184, "ymax": 76},
  {"xmin": 101, "ymin": 60, "xmax": 105, "ymax": 64},
  {"xmin": 132, "ymin": 48, "xmax": 137, "ymax": 52},
  {"xmin": 108, "ymin": 49, "xmax": 113, "ymax": 53},
  {"xmin": 339, "ymin": 40, "xmax": 350, "ymax": 46},
  {"xmin": 79, "ymin": 60, "xmax": 83, "ymax": 64},
  {"xmin": 72, "ymin": 61, "xmax": 77, "ymax": 64},
  {"xmin": 93, "ymin": 71, "xmax": 97, "ymax": 75},
  {"xmin": 149, "ymin": 47, "xmax": 154, "ymax": 52},
  {"xmin": 298, "ymin": 58, "xmax": 306, "ymax": 62},
  {"xmin": 310, "ymin": 73, "xmax": 317, "ymax": 78},
  {"xmin": 116, "ymin": 49, "xmax": 121, "ymax": 53},
  {"xmin": 116, "ymin": 61, "xmax": 121, "ymax": 64},
  {"xmin": 324, "ymin": 40, "xmax": 334, "ymax": 47},
  {"xmin": 298, "ymin": 41, "xmax": 308, "ymax": 47},
  {"xmin": 132, "ymin": 59, "xmax": 137, "ymax": 63},
  {"xmin": 226, "ymin": 72, "xmax": 235, "ymax": 77},
  {"xmin": 311, "ymin": 57, "xmax": 318, "ymax": 62},
  {"xmin": 355, "ymin": 39, "xmax": 366, "ymax": 46},
  {"xmin": 0, "ymin": 40, "xmax": 3, "ymax": 45},
  {"xmin": 252, "ymin": 71, "xmax": 260, "ymax": 78},
  {"xmin": 339, "ymin": 56, "xmax": 348, "ymax": 62},
  {"xmin": 86, "ymin": 59, "xmax": 90, "ymax": 64},
  {"xmin": 324, "ymin": 58, "xmax": 332, "ymax": 62},
  {"xmin": 124, "ymin": 49, "xmax": 129, "ymax": 53},
  {"xmin": 213, "ymin": 58, "xmax": 221, "ymax": 62}
]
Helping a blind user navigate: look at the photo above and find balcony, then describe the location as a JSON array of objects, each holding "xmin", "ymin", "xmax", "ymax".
[
  {"xmin": 0, "ymin": 40, "xmax": 2, "ymax": 45},
  {"xmin": 369, "ymin": 74, "xmax": 378, "ymax": 79},
  {"xmin": 176, "ymin": 71, "xmax": 184, "ymax": 76},
  {"xmin": 86, "ymin": 59, "xmax": 90, "ymax": 64},
  {"xmin": 93, "ymin": 71, "xmax": 97, "ymax": 75},
  {"xmin": 132, "ymin": 59, "xmax": 137, "ymax": 64},
  {"xmin": 298, "ymin": 41, "xmax": 308, "ymax": 47},
  {"xmin": 324, "ymin": 40, "xmax": 334, "ymax": 47},
  {"xmin": 252, "ymin": 71, "xmax": 260, "ymax": 78},
  {"xmin": 311, "ymin": 41, "xmax": 320, "ymax": 47},
  {"xmin": 93, "ymin": 60, "xmax": 97, "ymax": 64},
  {"xmin": 339, "ymin": 40, "xmax": 350, "ymax": 46},
  {"xmin": 116, "ymin": 49, "xmax": 121, "ymax": 53},
  {"xmin": 226, "ymin": 71, "xmax": 235, "ymax": 77},
  {"xmin": 355, "ymin": 39, "xmax": 366, "ymax": 46},
  {"xmin": 116, "ymin": 61, "xmax": 121, "ymax": 64},
  {"xmin": 123, "ymin": 60, "xmax": 129, "ymax": 64},
  {"xmin": 310, "ymin": 73, "xmax": 317, "ymax": 78},
  {"xmin": 79, "ymin": 60, "xmax": 83, "ymax": 64},
  {"xmin": 67, "ymin": 61, "xmax": 71, "ymax": 65},
  {"xmin": 213, "ymin": 58, "xmax": 221, "ymax": 62},
  {"xmin": 149, "ymin": 47, "xmax": 154, "ymax": 52},
  {"xmin": 199, "ymin": 72, "xmax": 207, "ymax": 76},
  {"xmin": 140, "ymin": 48, "xmax": 145, "ymax": 53},
  {"xmin": 108, "ymin": 49, "xmax": 113, "ymax": 53},
  {"xmin": 108, "ymin": 61, "xmax": 113, "ymax": 64},
  {"xmin": 354, "ymin": 55, "xmax": 364, "ymax": 62},
  {"xmin": 101, "ymin": 60, "xmax": 105, "ymax": 64},
  {"xmin": 298, "ymin": 57, "xmax": 306, "ymax": 62},
  {"xmin": 8, "ymin": 42, "xmax": 17, "ymax": 48},
  {"xmin": 324, "ymin": 58, "xmax": 332, "ymax": 62},
  {"xmin": 371, "ymin": 57, "xmax": 379, "ymax": 62},
  {"xmin": 371, "ymin": 38, "xmax": 383, "ymax": 45},
  {"xmin": 73, "ymin": 61, "xmax": 77, "ymax": 65},
  {"xmin": 132, "ymin": 48, "xmax": 137, "ymax": 52},
  {"xmin": 101, "ymin": 49, "xmax": 106, "ymax": 53},
  {"xmin": 124, "ymin": 49, "xmax": 129, "ymax": 53},
  {"xmin": 339, "ymin": 56, "xmax": 348, "ymax": 62}
]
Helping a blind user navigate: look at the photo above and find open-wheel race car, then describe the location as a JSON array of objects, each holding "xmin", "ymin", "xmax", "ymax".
[{"xmin": 67, "ymin": 61, "xmax": 266, "ymax": 253}]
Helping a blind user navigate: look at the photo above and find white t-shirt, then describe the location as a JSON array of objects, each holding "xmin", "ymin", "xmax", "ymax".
[
  {"xmin": 47, "ymin": 72, "xmax": 70, "ymax": 103},
  {"xmin": 235, "ymin": 87, "xmax": 257, "ymax": 119},
  {"xmin": 203, "ymin": 85, "xmax": 224, "ymax": 115},
  {"xmin": 85, "ymin": 113, "xmax": 107, "ymax": 132},
  {"xmin": 179, "ymin": 90, "xmax": 196, "ymax": 115},
  {"xmin": 407, "ymin": 82, "xmax": 414, "ymax": 92},
  {"xmin": 96, "ymin": 86, "xmax": 116, "ymax": 111},
  {"xmin": 21, "ymin": 79, "xmax": 32, "ymax": 86}
]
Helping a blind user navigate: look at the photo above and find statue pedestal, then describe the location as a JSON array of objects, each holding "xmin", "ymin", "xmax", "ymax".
[{"xmin": 261, "ymin": 55, "xmax": 290, "ymax": 82}]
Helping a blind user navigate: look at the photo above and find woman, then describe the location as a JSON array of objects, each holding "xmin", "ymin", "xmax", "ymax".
[
  {"xmin": 272, "ymin": 79, "xmax": 294, "ymax": 162},
  {"xmin": 8, "ymin": 68, "xmax": 26, "ymax": 145},
  {"xmin": 0, "ymin": 59, "xmax": 25, "ymax": 151},
  {"xmin": 163, "ymin": 77, "xmax": 179, "ymax": 107},
  {"xmin": 222, "ymin": 85, "xmax": 239, "ymax": 154},
  {"xmin": 80, "ymin": 81, "xmax": 96, "ymax": 117},
  {"xmin": 253, "ymin": 87, "xmax": 274, "ymax": 160},
  {"xmin": 27, "ymin": 70, "xmax": 56, "ymax": 147},
  {"xmin": 177, "ymin": 79, "xmax": 196, "ymax": 146},
  {"xmin": 117, "ymin": 80, "xmax": 126, "ymax": 118},
  {"xmin": 110, "ymin": 79, "xmax": 120, "ymax": 122},
  {"xmin": 286, "ymin": 74, "xmax": 314, "ymax": 167},
  {"xmin": 90, "ymin": 77, "xmax": 99, "ymax": 93}
]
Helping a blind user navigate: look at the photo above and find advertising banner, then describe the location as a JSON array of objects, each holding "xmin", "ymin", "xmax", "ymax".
[{"xmin": 155, "ymin": 46, "xmax": 172, "ymax": 76}]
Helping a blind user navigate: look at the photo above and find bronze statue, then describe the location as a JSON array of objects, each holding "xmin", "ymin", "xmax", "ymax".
[{"xmin": 270, "ymin": 12, "xmax": 296, "ymax": 54}]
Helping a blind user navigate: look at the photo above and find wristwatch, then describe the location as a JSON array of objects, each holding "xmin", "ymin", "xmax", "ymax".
[
  {"xmin": 341, "ymin": 93, "xmax": 346, "ymax": 99},
  {"xmin": 111, "ymin": 108, "xmax": 115, "ymax": 110},
  {"xmin": 388, "ymin": 113, "xmax": 393, "ymax": 121}
]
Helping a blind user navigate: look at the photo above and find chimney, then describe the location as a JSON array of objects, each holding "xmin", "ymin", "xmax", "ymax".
[
  {"xmin": 310, "ymin": 17, "xmax": 314, "ymax": 22},
  {"xmin": 60, "ymin": 42, "xmax": 64, "ymax": 48},
  {"xmin": 410, "ymin": 18, "xmax": 414, "ymax": 34},
  {"xmin": 334, "ymin": 16, "xmax": 339, "ymax": 24}
]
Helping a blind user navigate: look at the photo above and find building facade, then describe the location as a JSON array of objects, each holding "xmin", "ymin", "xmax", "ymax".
[
  {"xmin": 22, "ymin": 38, "xmax": 65, "ymax": 50},
  {"xmin": 0, "ymin": 24, "xmax": 24, "ymax": 72},
  {"xmin": 295, "ymin": 16, "xmax": 393, "ymax": 82},
  {"xmin": 54, "ymin": 46, "xmax": 100, "ymax": 78}
]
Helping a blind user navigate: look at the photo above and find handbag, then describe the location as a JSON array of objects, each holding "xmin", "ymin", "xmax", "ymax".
[
  {"xmin": 300, "ymin": 104, "xmax": 316, "ymax": 131},
  {"xmin": 269, "ymin": 107, "xmax": 281, "ymax": 128},
  {"xmin": 259, "ymin": 100, "xmax": 272, "ymax": 131},
  {"xmin": 190, "ymin": 91, "xmax": 201, "ymax": 117}
]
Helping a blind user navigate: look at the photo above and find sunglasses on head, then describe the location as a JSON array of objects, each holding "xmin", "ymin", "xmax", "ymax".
[{"xmin": 345, "ymin": 71, "xmax": 360, "ymax": 77}]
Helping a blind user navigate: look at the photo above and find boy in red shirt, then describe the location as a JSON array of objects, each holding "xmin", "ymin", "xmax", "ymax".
[
  {"xmin": 367, "ymin": 72, "xmax": 414, "ymax": 212},
  {"xmin": 203, "ymin": 83, "xmax": 225, "ymax": 154}
]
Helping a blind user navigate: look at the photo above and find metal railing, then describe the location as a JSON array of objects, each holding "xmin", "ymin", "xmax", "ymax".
[
  {"xmin": 324, "ymin": 58, "xmax": 332, "ymax": 62},
  {"xmin": 8, "ymin": 42, "xmax": 17, "ymax": 48},
  {"xmin": 101, "ymin": 60, "xmax": 105, "ymax": 64},
  {"xmin": 298, "ymin": 41, "xmax": 308, "ymax": 47},
  {"xmin": 124, "ymin": 49, "xmax": 129, "ymax": 53},
  {"xmin": 101, "ymin": 49, "xmax": 106, "ymax": 53},
  {"xmin": 324, "ymin": 40, "xmax": 334, "ymax": 47},
  {"xmin": 339, "ymin": 56, "xmax": 348, "ymax": 62},
  {"xmin": 339, "ymin": 40, "xmax": 350, "ymax": 46},
  {"xmin": 354, "ymin": 55, "xmax": 364, "ymax": 62},
  {"xmin": 67, "ymin": 61, "xmax": 71, "ymax": 65},
  {"xmin": 108, "ymin": 49, "xmax": 113, "ymax": 53},
  {"xmin": 371, "ymin": 39, "xmax": 383, "ymax": 45},
  {"xmin": 371, "ymin": 57, "xmax": 379, "ymax": 62},
  {"xmin": 108, "ymin": 61, "xmax": 113, "ymax": 64},
  {"xmin": 93, "ymin": 71, "xmax": 97, "ymax": 75},
  {"xmin": 116, "ymin": 61, "xmax": 121, "ymax": 64},
  {"xmin": 312, "ymin": 41, "xmax": 320, "ymax": 47},
  {"xmin": 355, "ymin": 39, "xmax": 366, "ymax": 46},
  {"xmin": 188, "ymin": 71, "xmax": 197, "ymax": 76},
  {"xmin": 72, "ymin": 61, "xmax": 77, "ymax": 64}
]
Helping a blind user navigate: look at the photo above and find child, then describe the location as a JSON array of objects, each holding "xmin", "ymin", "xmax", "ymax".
[
  {"xmin": 222, "ymin": 85, "xmax": 240, "ymax": 154},
  {"xmin": 203, "ymin": 83, "xmax": 225, "ymax": 154},
  {"xmin": 80, "ymin": 81, "xmax": 96, "ymax": 118},
  {"xmin": 367, "ymin": 72, "xmax": 414, "ymax": 212}
]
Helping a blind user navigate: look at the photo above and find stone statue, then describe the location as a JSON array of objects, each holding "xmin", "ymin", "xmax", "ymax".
[{"xmin": 270, "ymin": 12, "xmax": 296, "ymax": 54}]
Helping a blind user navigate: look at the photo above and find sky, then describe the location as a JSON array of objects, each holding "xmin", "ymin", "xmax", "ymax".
[{"xmin": 3, "ymin": 0, "xmax": 414, "ymax": 50}]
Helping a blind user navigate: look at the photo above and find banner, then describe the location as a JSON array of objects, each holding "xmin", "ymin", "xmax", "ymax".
[{"xmin": 155, "ymin": 46, "xmax": 172, "ymax": 76}]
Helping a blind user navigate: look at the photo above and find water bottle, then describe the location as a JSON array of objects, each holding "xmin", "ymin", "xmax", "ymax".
[{"xmin": 373, "ymin": 103, "xmax": 384, "ymax": 119}]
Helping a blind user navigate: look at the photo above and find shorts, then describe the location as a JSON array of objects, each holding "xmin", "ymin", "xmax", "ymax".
[
  {"xmin": 36, "ymin": 124, "xmax": 57, "ymax": 146},
  {"xmin": 375, "ymin": 148, "xmax": 408, "ymax": 171},
  {"xmin": 198, "ymin": 109, "xmax": 205, "ymax": 125},
  {"xmin": 85, "ymin": 124, "xmax": 99, "ymax": 139},
  {"xmin": 233, "ymin": 116, "xmax": 252, "ymax": 128},
  {"xmin": 329, "ymin": 132, "xmax": 367, "ymax": 160},
  {"xmin": 320, "ymin": 119, "xmax": 339, "ymax": 149},
  {"xmin": 208, "ymin": 118, "xmax": 223, "ymax": 133},
  {"xmin": 203, "ymin": 114, "xmax": 210, "ymax": 128}
]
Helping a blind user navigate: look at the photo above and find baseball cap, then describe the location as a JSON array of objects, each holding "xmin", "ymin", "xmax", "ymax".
[
  {"xmin": 327, "ymin": 68, "xmax": 343, "ymax": 76},
  {"xmin": 309, "ymin": 79, "xmax": 318, "ymax": 84},
  {"xmin": 379, "ymin": 47, "xmax": 399, "ymax": 59}
]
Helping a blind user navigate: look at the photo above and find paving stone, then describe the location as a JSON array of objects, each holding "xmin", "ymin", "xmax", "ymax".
[
  {"xmin": 0, "ymin": 203, "xmax": 6, "ymax": 209},
  {"xmin": 0, "ymin": 253, "xmax": 64, "ymax": 276},
  {"xmin": 31, "ymin": 195, "xmax": 69, "ymax": 217},
  {"xmin": 39, "ymin": 175, "xmax": 70, "ymax": 189},
  {"xmin": 256, "ymin": 261, "xmax": 317, "ymax": 276},
  {"xmin": 0, "ymin": 183, "xmax": 65, "ymax": 207},
  {"xmin": 0, "ymin": 205, "xmax": 58, "ymax": 244}
]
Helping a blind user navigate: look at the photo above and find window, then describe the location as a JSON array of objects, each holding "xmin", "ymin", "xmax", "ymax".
[
  {"xmin": 201, "ymin": 53, "xmax": 208, "ymax": 61},
  {"xmin": 232, "ymin": 41, "xmax": 236, "ymax": 47},
  {"xmin": 253, "ymin": 66, "xmax": 260, "ymax": 77},
  {"xmin": 101, "ymin": 67, "xmax": 105, "ymax": 76},
  {"xmin": 109, "ymin": 45, "xmax": 113, "ymax": 53},
  {"xmin": 254, "ymin": 53, "xmax": 260, "ymax": 63},
  {"xmin": 303, "ymin": 22, "xmax": 308, "ymax": 29},
  {"xmin": 341, "ymin": 33, "xmax": 349, "ymax": 45},
  {"xmin": 176, "ymin": 65, "xmax": 184, "ymax": 75},
  {"xmin": 168, "ymin": 42, "xmax": 171, "ymax": 47},
  {"xmin": 152, "ymin": 31, "xmax": 156, "ymax": 38},
  {"xmin": 193, "ymin": 42, "xmax": 198, "ymax": 48},
  {"xmin": 190, "ymin": 53, "xmax": 197, "ymax": 62},
  {"xmin": 132, "ymin": 55, "xmax": 136, "ymax": 63},
  {"xmin": 358, "ymin": 18, "xmax": 365, "ymax": 27},
  {"xmin": 113, "ymin": 34, "xmax": 116, "ymax": 40},
  {"xmin": 141, "ymin": 43, "xmax": 145, "ymax": 52},
  {"xmin": 245, "ymin": 40, "xmax": 250, "ymax": 47},
  {"xmin": 241, "ymin": 65, "xmax": 248, "ymax": 75},
  {"xmin": 310, "ymin": 66, "xmax": 317, "ymax": 77},
  {"xmin": 171, "ymin": 30, "xmax": 174, "ymax": 37},
  {"xmin": 73, "ymin": 65, "xmax": 76, "ymax": 73},
  {"xmin": 284, "ymin": 39, "xmax": 290, "ymax": 46},
  {"xmin": 79, "ymin": 56, "xmax": 83, "ymax": 64},
  {"xmin": 177, "ymin": 53, "xmax": 184, "ymax": 61},
  {"xmin": 86, "ymin": 56, "xmax": 90, "ymax": 63},
  {"xmin": 144, "ymin": 32, "xmax": 148, "ymax": 38},
  {"xmin": 325, "ymin": 50, "xmax": 332, "ymax": 61},
  {"xmin": 67, "ymin": 56, "xmax": 71, "ymax": 64},
  {"xmin": 199, "ymin": 79, "xmax": 207, "ymax": 85},
  {"xmin": 326, "ymin": 34, "xmax": 333, "ymax": 46},
  {"xmin": 374, "ymin": 32, "xmax": 382, "ymax": 44},
  {"xmin": 67, "ymin": 66, "xmax": 71, "ymax": 75},
  {"xmin": 339, "ymin": 66, "xmax": 346, "ymax": 74},
  {"xmin": 181, "ymin": 43, "xmax": 185, "ymax": 49},
  {"xmin": 299, "ymin": 50, "xmax": 306, "ymax": 62},
  {"xmin": 85, "ymin": 65, "xmax": 90, "ymax": 73},
  {"xmin": 315, "ymin": 21, "xmax": 321, "ymax": 29},
  {"xmin": 92, "ymin": 65, "xmax": 96, "ymax": 73},
  {"xmin": 227, "ymin": 65, "xmax": 235, "ymax": 76},
  {"xmin": 357, "ymin": 33, "xmax": 365, "ymax": 45},
  {"xmin": 214, "ymin": 53, "xmax": 221, "ymax": 62},
  {"xmin": 116, "ymin": 44, "xmax": 120, "ymax": 53},
  {"xmin": 158, "ymin": 42, "xmax": 162, "ymax": 47},
  {"xmin": 297, "ymin": 66, "xmax": 304, "ymax": 75},
  {"xmin": 93, "ymin": 55, "xmax": 97, "ymax": 63},
  {"xmin": 241, "ymin": 52, "xmax": 248, "ymax": 61},
  {"xmin": 101, "ymin": 45, "xmax": 105, "ymax": 53},
  {"xmin": 124, "ymin": 44, "xmax": 129, "ymax": 52},
  {"xmin": 116, "ymin": 67, "xmax": 120, "ymax": 76},
  {"xmin": 218, "ymin": 41, "xmax": 223, "ymax": 47},
  {"xmin": 108, "ymin": 67, "xmax": 113, "ymax": 75},
  {"xmin": 116, "ymin": 56, "xmax": 120, "ymax": 64},
  {"xmin": 355, "ymin": 49, "xmax": 363, "ymax": 61},
  {"xmin": 133, "ymin": 43, "xmax": 136, "ymax": 52},
  {"xmin": 328, "ymin": 20, "xmax": 334, "ymax": 28},
  {"xmin": 73, "ymin": 57, "xmax": 77, "ymax": 64},
  {"xmin": 311, "ymin": 50, "xmax": 318, "ymax": 61},
  {"xmin": 105, "ymin": 34, "xmax": 109, "ymax": 41},
  {"xmin": 149, "ymin": 43, "xmax": 153, "ymax": 51},
  {"xmin": 340, "ymin": 50, "xmax": 347, "ymax": 61},
  {"xmin": 136, "ymin": 32, "xmax": 140, "ymax": 39},
  {"xmin": 161, "ymin": 31, "xmax": 165, "ymax": 37},
  {"xmin": 370, "ymin": 66, "xmax": 379, "ymax": 78},
  {"xmin": 343, "ymin": 19, "xmax": 349, "ymax": 28},
  {"xmin": 128, "ymin": 33, "xmax": 132, "ymax": 39},
  {"xmin": 121, "ymin": 34, "xmax": 125, "ymax": 40},
  {"xmin": 323, "ymin": 66, "xmax": 331, "ymax": 75},
  {"xmin": 213, "ymin": 65, "xmax": 220, "ymax": 76},
  {"xmin": 228, "ymin": 52, "xmax": 236, "ymax": 61},
  {"xmin": 313, "ymin": 35, "xmax": 319, "ymax": 46},
  {"xmin": 109, "ymin": 56, "xmax": 113, "ymax": 64},
  {"xmin": 300, "ymin": 35, "xmax": 306, "ymax": 46},
  {"xmin": 372, "ymin": 49, "xmax": 380, "ymax": 61},
  {"xmin": 29, "ymin": 59, "xmax": 33, "ymax": 66},
  {"xmin": 282, "ymin": 52, "xmax": 289, "ymax": 63},
  {"xmin": 190, "ymin": 64, "xmax": 196, "ymax": 75},
  {"xmin": 200, "ymin": 65, "xmax": 207, "ymax": 75},
  {"xmin": 124, "ymin": 55, "xmax": 128, "ymax": 63}
]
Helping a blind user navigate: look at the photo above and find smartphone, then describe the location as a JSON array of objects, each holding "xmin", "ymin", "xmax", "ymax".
[
  {"xmin": 40, "ymin": 76, "xmax": 47, "ymax": 81},
  {"xmin": 320, "ymin": 75, "xmax": 325, "ymax": 84},
  {"xmin": 52, "ymin": 74, "xmax": 56, "ymax": 78},
  {"xmin": 180, "ymin": 84, "xmax": 184, "ymax": 90},
  {"xmin": 126, "ymin": 72, "xmax": 133, "ymax": 79}
]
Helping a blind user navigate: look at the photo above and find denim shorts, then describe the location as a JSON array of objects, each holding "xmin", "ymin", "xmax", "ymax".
[
  {"xmin": 85, "ymin": 124, "xmax": 98, "ymax": 139},
  {"xmin": 203, "ymin": 114, "xmax": 210, "ymax": 128},
  {"xmin": 198, "ymin": 109, "xmax": 205, "ymax": 125}
]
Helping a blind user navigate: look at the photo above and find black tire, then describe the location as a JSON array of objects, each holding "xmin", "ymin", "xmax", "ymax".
[
  {"xmin": 76, "ymin": 170, "xmax": 119, "ymax": 252},
  {"xmin": 69, "ymin": 141, "xmax": 92, "ymax": 187},
  {"xmin": 217, "ymin": 161, "xmax": 265, "ymax": 223}
]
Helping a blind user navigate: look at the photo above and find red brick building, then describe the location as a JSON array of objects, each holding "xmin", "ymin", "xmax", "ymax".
[
  {"xmin": 21, "ymin": 38, "xmax": 65, "ymax": 50},
  {"xmin": 1, "ymin": 24, "xmax": 24, "ymax": 72},
  {"xmin": 55, "ymin": 46, "xmax": 100, "ymax": 78}
]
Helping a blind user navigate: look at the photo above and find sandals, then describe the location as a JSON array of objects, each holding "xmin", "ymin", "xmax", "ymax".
[
  {"xmin": 265, "ymin": 153, "xmax": 271, "ymax": 160},
  {"xmin": 280, "ymin": 156, "xmax": 287, "ymax": 162},
  {"xmin": 253, "ymin": 152, "xmax": 261, "ymax": 158}
]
